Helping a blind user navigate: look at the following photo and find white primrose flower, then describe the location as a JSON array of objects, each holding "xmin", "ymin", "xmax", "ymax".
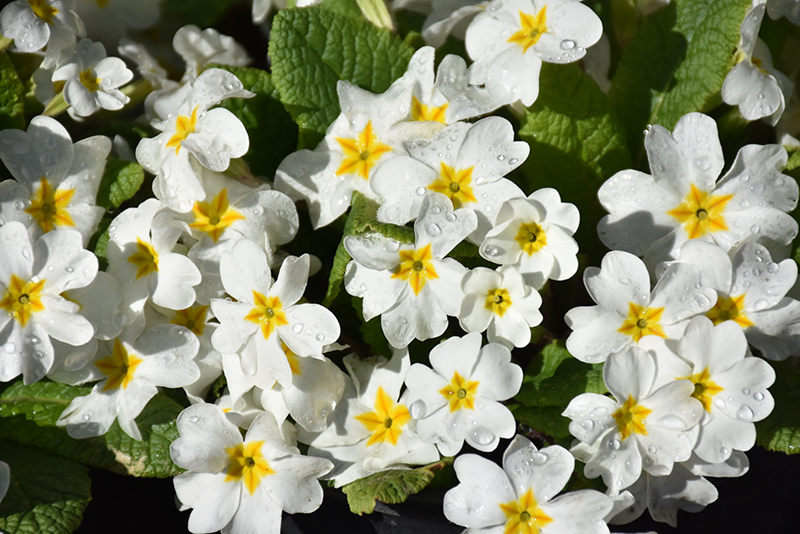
[
  {"xmin": 344, "ymin": 193, "xmax": 477, "ymax": 348},
  {"xmin": 0, "ymin": 222, "xmax": 97, "ymax": 384},
  {"xmin": 57, "ymin": 323, "xmax": 200, "ymax": 440},
  {"xmin": 598, "ymin": 112, "xmax": 799, "ymax": 268},
  {"xmin": 565, "ymin": 250, "xmax": 716, "ymax": 364},
  {"xmin": 480, "ymin": 188, "xmax": 579, "ymax": 289},
  {"xmin": 74, "ymin": 0, "xmax": 160, "ymax": 49},
  {"xmin": 136, "ymin": 68, "xmax": 254, "ymax": 213},
  {"xmin": 118, "ymin": 39, "xmax": 179, "ymax": 94},
  {"xmin": 251, "ymin": 0, "xmax": 289, "ymax": 24},
  {"xmin": 106, "ymin": 198, "xmax": 202, "ymax": 314},
  {"xmin": 0, "ymin": 115, "xmax": 108, "ymax": 245},
  {"xmin": 52, "ymin": 38, "xmax": 133, "ymax": 119},
  {"xmin": 563, "ymin": 348, "xmax": 704, "ymax": 494},
  {"xmin": 459, "ymin": 265, "xmax": 543, "ymax": 348},
  {"xmin": 443, "ymin": 435, "xmax": 614, "ymax": 534},
  {"xmin": 171, "ymin": 404, "xmax": 333, "ymax": 534},
  {"xmin": 768, "ymin": 0, "xmax": 800, "ymax": 24},
  {"xmin": 721, "ymin": 4, "xmax": 793, "ymax": 126},
  {"xmin": 403, "ymin": 333, "xmax": 522, "ymax": 455},
  {"xmin": 0, "ymin": 0, "xmax": 84, "ymax": 53},
  {"xmin": 422, "ymin": 0, "xmax": 488, "ymax": 48},
  {"xmin": 210, "ymin": 242, "xmax": 340, "ymax": 391},
  {"xmin": 670, "ymin": 240, "xmax": 800, "ymax": 360},
  {"xmin": 642, "ymin": 317, "xmax": 775, "ymax": 464},
  {"xmin": 371, "ymin": 116, "xmax": 528, "ymax": 242},
  {"xmin": 464, "ymin": 0, "xmax": 603, "ymax": 107},
  {"xmin": 298, "ymin": 350, "xmax": 440, "ymax": 487},
  {"xmin": 173, "ymin": 25, "xmax": 251, "ymax": 81}
]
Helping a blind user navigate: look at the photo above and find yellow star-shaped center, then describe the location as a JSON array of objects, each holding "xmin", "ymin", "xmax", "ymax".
[
  {"xmin": 0, "ymin": 274, "xmax": 46, "ymax": 327},
  {"xmin": 79, "ymin": 68, "xmax": 100, "ymax": 92},
  {"xmin": 335, "ymin": 121, "xmax": 392, "ymax": 179},
  {"xmin": 679, "ymin": 367, "xmax": 724, "ymax": 413},
  {"xmin": 244, "ymin": 291, "xmax": 289, "ymax": 340},
  {"xmin": 612, "ymin": 395, "xmax": 653, "ymax": 440},
  {"xmin": 706, "ymin": 294, "xmax": 754, "ymax": 328},
  {"xmin": 485, "ymin": 288, "xmax": 513, "ymax": 317},
  {"xmin": 427, "ymin": 162, "xmax": 477, "ymax": 208},
  {"xmin": 189, "ymin": 189, "xmax": 246, "ymax": 242},
  {"xmin": 617, "ymin": 302, "xmax": 666, "ymax": 342},
  {"xmin": 166, "ymin": 106, "xmax": 199, "ymax": 155},
  {"xmin": 515, "ymin": 221, "xmax": 547, "ymax": 256},
  {"xmin": 95, "ymin": 339, "xmax": 143, "ymax": 391},
  {"xmin": 439, "ymin": 371, "xmax": 480, "ymax": 412},
  {"xmin": 170, "ymin": 304, "xmax": 209, "ymax": 336},
  {"xmin": 355, "ymin": 386, "xmax": 411, "ymax": 447},
  {"xmin": 411, "ymin": 95, "xmax": 448, "ymax": 123},
  {"xmin": 507, "ymin": 7, "xmax": 549, "ymax": 53},
  {"xmin": 29, "ymin": 0, "xmax": 59, "ymax": 24},
  {"xmin": 26, "ymin": 177, "xmax": 75, "ymax": 233},
  {"xmin": 667, "ymin": 184, "xmax": 733, "ymax": 239},
  {"xmin": 391, "ymin": 243, "xmax": 439, "ymax": 295},
  {"xmin": 224, "ymin": 440, "xmax": 276, "ymax": 495},
  {"xmin": 499, "ymin": 488, "xmax": 553, "ymax": 534},
  {"xmin": 127, "ymin": 237, "xmax": 159, "ymax": 279}
]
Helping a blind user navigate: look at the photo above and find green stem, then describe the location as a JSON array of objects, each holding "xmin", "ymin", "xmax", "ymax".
[
  {"xmin": 42, "ymin": 92, "xmax": 68, "ymax": 117},
  {"xmin": 120, "ymin": 77, "xmax": 153, "ymax": 109},
  {"xmin": 356, "ymin": 0, "xmax": 394, "ymax": 31}
]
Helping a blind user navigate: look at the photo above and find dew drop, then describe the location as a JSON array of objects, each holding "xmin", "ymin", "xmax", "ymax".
[
  {"xmin": 742, "ymin": 388, "xmax": 751, "ymax": 395},
  {"xmin": 656, "ymin": 415, "xmax": 685, "ymax": 429},
  {"xmin": 753, "ymin": 299, "xmax": 769, "ymax": 311},
  {"xmin": 425, "ymin": 223, "xmax": 441, "ymax": 236},
  {"xmin": 736, "ymin": 405, "xmax": 754, "ymax": 421},
  {"xmin": 648, "ymin": 444, "xmax": 657, "ymax": 454},
  {"xmin": 579, "ymin": 419, "xmax": 594, "ymax": 430},
  {"xmin": 409, "ymin": 400, "xmax": 427, "ymax": 419},
  {"xmin": 608, "ymin": 439, "xmax": 621, "ymax": 450},
  {"xmin": 497, "ymin": 155, "xmax": 505, "ymax": 161},
  {"xmin": 292, "ymin": 323, "xmax": 304, "ymax": 334},
  {"xmin": 754, "ymin": 392, "xmax": 764, "ymax": 401},
  {"xmin": 445, "ymin": 213, "xmax": 457, "ymax": 222},
  {"xmin": 530, "ymin": 452, "xmax": 548, "ymax": 465},
  {"xmin": 415, "ymin": 187, "xmax": 426, "ymax": 196},
  {"xmin": 470, "ymin": 426, "xmax": 495, "ymax": 446},
  {"xmin": 315, "ymin": 333, "xmax": 325, "ymax": 342},
  {"xmin": 560, "ymin": 39, "xmax": 576, "ymax": 50}
]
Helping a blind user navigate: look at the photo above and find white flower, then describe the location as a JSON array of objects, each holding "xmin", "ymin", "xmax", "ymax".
[
  {"xmin": 0, "ymin": 0, "xmax": 83, "ymax": 53},
  {"xmin": 670, "ymin": 240, "xmax": 800, "ymax": 360},
  {"xmin": 598, "ymin": 112, "xmax": 799, "ymax": 267},
  {"xmin": 57, "ymin": 323, "xmax": 200, "ymax": 440},
  {"xmin": 721, "ymin": 4, "xmax": 793, "ymax": 125},
  {"xmin": 118, "ymin": 38, "xmax": 178, "ymax": 93},
  {"xmin": 173, "ymin": 25, "xmax": 251, "ymax": 81},
  {"xmin": 170, "ymin": 404, "xmax": 332, "ymax": 534},
  {"xmin": 563, "ymin": 348, "xmax": 703, "ymax": 493},
  {"xmin": 210, "ymin": 243, "xmax": 340, "ymax": 390},
  {"xmin": 371, "ymin": 116, "xmax": 527, "ymax": 242},
  {"xmin": 443, "ymin": 435, "xmax": 614, "ymax": 534},
  {"xmin": 459, "ymin": 265, "xmax": 542, "ymax": 348},
  {"xmin": 404, "ymin": 333, "xmax": 522, "ymax": 455},
  {"xmin": 767, "ymin": 0, "xmax": 800, "ymax": 25},
  {"xmin": 643, "ymin": 317, "xmax": 775, "ymax": 464},
  {"xmin": 251, "ymin": 0, "xmax": 288, "ymax": 24},
  {"xmin": 423, "ymin": 0, "xmax": 488, "ymax": 48},
  {"xmin": 0, "ymin": 222, "xmax": 97, "ymax": 384},
  {"xmin": 565, "ymin": 250, "xmax": 716, "ymax": 364},
  {"xmin": 136, "ymin": 68, "xmax": 254, "ymax": 212},
  {"xmin": 106, "ymin": 198, "xmax": 202, "ymax": 313},
  {"xmin": 344, "ymin": 193, "xmax": 477, "ymax": 348},
  {"xmin": 52, "ymin": 38, "xmax": 133, "ymax": 119},
  {"xmin": 0, "ymin": 115, "xmax": 108, "ymax": 245},
  {"xmin": 480, "ymin": 188, "xmax": 580, "ymax": 288},
  {"xmin": 465, "ymin": 0, "xmax": 603, "ymax": 107},
  {"xmin": 298, "ymin": 350, "xmax": 439, "ymax": 487}
]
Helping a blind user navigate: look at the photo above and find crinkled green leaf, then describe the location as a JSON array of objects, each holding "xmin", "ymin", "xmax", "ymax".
[
  {"xmin": 785, "ymin": 149, "xmax": 800, "ymax": 173},
  {"xmin": 213, "ymin": 66, "xmax": 299, "ymax": 178},
  {"xmin": 609, "ymin": 0, "xmax": 752, "ymax": 160},
  {"xmin": 0, "ymin": 380, "xmax": 184, "ymax": 477},
  {"xmin": 341, "ymin": 457, "xmax": 453, "ymax": 515},
  {"xmin": 517, "ymin": 63, "xmax": 631, "ymax": 261},
  {"xmin": 0, "ymin": 51, "xmax": 26, "ymax": 131},
  {"xmin": 0, "ymin": 440, "xmax": 91, "ymax": 534},
  {"xmin": 756, "ymin": 360, "xmax": 800, "ymax": 454},
  {"xmin": 319, "ymin": 0, "xmax": 363, "ymax": 19},
  {"xmin": 269, "ymin": 5, "xmax": 414, "ymax": 144},
  {"xmin": 95, "ymin": 157, "xmax": 144, "ymax": 210}
]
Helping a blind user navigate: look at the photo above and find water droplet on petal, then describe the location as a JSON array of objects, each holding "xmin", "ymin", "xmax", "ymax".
[
  {"xmin": 409, "ymin": 400, "xmax": 426, "ymax": 419},
  {"xmin": 736, "ymin": 405, "xmax": 754, "ymax": 421},
  {"xmin": 470, "ymin": 426, "xmax": 495, "ymax": 446},
  {"xmin": 292, "ymin": 323, "xmax": 304, "ymax": 334}
]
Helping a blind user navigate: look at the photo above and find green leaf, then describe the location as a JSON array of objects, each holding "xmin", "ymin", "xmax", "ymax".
[
  {"xmin": 609, "ymin": 0, "xmax": 752, "ymax": 159},
  {"xmin": 341, "ymin": 457, "xmax": 453, "ymax": 515},
  {"xmin": 0, "ymin": 440, "xmax": 91, "ymax": 534},
  {"xmin": 516, "ymin": 63, "xmax": 631, "ymax": 262},
  {"xmin": 319, "ymin": 0, "xmax": 363, "ymax": 19},
  {"xmin": 0, "ymin": 380, "xmax": 184, "ymax": 477},
  {"xmin": 95, "ymin": 156, "xmax": 144, "ymax": 210},
  {"xmin": 269, "ymin": 5, "xmax": 414, "ymax": 143},
  {"xmin": 0, "ymin": 51, "xmax": 26, "ymax": 131},
  {"xmin": 756, "ymin": 360, "xmax": 800, "ymax": 454},
  {"xmin": 213, "ymin": 66, "xmax": 299, "ymax": 179}
]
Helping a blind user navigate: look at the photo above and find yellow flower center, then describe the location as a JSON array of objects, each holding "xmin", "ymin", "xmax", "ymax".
[
  {"xmin": 189, "ymin": 189, "xmax": 246, "ymax": 242},
  {"xmin": 499, "ymin": 488, "xmax": 553, "ymax": 534},
  {"xmin": 427, "ymin": 162, "xmax": 477, "ymax": 208},
  {"xmin": 507, "ymin": 7, "xmax": 549, "ymax": 53},
  {"xmin": 391, "ymin": 243, "xmax": 439, "ymax": 295},
  {"xmin": 612, "ymin": 395, "xmax": 653, "ymax": 440},
  {"xmin": 0, "ymin": 274, "xmax": 46, "ymax": 327},
  {"xmin": 485, "ymin": 288, "xmax": 512, "ymax": 317},
  {"xmin": 706, "ymin": 294, "xmax": 754, "ymax": 328},
  {"xmin": 26, "ymin": 177, "xmax": 76, "ymax": 232},
  {"xmin": 166, "ymin": 106, "xmax": 199, "ymax": 155},
  {"xmin": 335, "ymin": 121, "xmax": 393, "ymax": 179},
  {"xmin": 127, "ymin": 237, "xmax": 159, "ymax": 279},
  {"xmin": 170, "ymin": 305, "xmax": 209, "ymax": 336},
  {"xmin": 95, "ymin": 339, "xmax": 143, "ymax": 391},
  {"xmin": 439, "ymin": 371, "xmax": 480, "ymax": 412},
  {"xmin": 224, "ymin": 441, "xmax": 276, "ymax": 495},
  {"xmin": 28, "ymin": 0, "xmax": 59, "ymax": 24},
  {"xmin": 79, "ymin": 68, "xmax": 100, "ymax": 92},
  {"xmin": 666, "ymin": 184, "xmax": 733, "ymax": 239},
  {"xmin": 617, "ymin": 302, "xmax": 666, "ymax": 342},
  {"xmin": 355, "ymin": 386, "xmax": 411, "ymax": 446},
  {"xmin": 679, "ymin": 367, "xmax": 723, "ymax": 412},
  {"xmin": 411, "ymin": 95, "xmax": 448, "ymax": 123},
  {"xmin": 244, "ymin": 291, "xmax": 289, "ymax": 340},
  {"xmin": 515, "ymin": 221, "xmax": 547, "ymax": 256}
]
